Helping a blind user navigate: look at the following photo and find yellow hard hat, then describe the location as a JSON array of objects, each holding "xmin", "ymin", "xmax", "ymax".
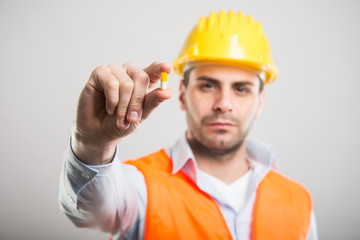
[{"xmin": 173, "ymin": 10, "xmax": 278, "ymax": 84}]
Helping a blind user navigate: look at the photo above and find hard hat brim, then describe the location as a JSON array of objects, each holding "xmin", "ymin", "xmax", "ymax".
[{"xmin": 173, "ymin": 56, "xmax": 278, "ymax": 84}]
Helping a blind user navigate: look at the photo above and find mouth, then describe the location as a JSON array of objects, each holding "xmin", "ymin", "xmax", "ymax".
[{"xmin": 205, "ymin": 121, "xmax": 235, "ymax": 130}]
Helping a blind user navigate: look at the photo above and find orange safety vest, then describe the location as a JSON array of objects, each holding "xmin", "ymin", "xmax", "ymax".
[{"xmin": 123, "ymin": 149, "xmax": 312, "ymax": 240}]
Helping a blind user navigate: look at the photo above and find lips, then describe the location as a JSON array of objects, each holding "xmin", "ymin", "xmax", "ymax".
[
  {"xmin": 202, "ymin": 115, "xmax": 238, "ymax": 130},
  {"xmin": 206, "ymin": 122, "xmax": 234, "ymax": 126},
  {"xmin": 204, "ymin": 121, "xmax": 235, "ymax": 130}
]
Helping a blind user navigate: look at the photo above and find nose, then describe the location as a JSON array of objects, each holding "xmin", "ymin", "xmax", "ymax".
[{"xmin": 212, "ymin": 89, "xmax": 233, "ymax": 113}]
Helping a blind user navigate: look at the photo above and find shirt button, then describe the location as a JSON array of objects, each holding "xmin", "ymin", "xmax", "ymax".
[
  {"xmin": 68, "ymin": 195, "xmax": 75, "ymax": 203},
  {"xmin": 81, "ymin": 172, "xmax": 90, "ymax": 179}
]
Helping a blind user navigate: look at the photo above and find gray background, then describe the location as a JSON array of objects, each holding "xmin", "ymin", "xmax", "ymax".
[{"xmin": 0, "ymin": 0, "xmax": 359, "ymax": 239}]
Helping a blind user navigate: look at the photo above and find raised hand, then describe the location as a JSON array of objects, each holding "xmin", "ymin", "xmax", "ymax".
[{"xmin": 71, "ymin": 62, "xmax": 173, "ymax": 165}]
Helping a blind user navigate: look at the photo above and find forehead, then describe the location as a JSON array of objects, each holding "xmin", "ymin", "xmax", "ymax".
[{"xmin": 189, "ymin": 62, "xmax": 259, "ymax": 84}]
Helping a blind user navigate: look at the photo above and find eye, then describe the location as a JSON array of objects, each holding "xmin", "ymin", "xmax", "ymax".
[
  {"xmin": 235, "ymin": 85, "xmax": 251, "ymax": 95},
  {"xmin": 236, "ymin": 86, "xmax": 248, "ymax": 92},
  {"xmin": 236, "ymin": 86, "xmax": 246, "ymax": 92},
  {"xmin": 200, "ymin": 83, "xmax": 215, "ymax": 90}
]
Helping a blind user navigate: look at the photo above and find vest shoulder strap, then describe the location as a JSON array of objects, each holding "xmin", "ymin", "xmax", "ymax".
[{"xmin": 252, "ymin": 170, "xmax": 312, "ymax": 240}]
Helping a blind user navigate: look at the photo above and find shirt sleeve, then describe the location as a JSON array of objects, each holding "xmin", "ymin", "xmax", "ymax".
[
  {"xmin": 307, "ymin": 210, "xmax": 319, "ymax": 240},
  {"xmin": 58, "ymin": 140, "xmax": 147, "ymax": 239}
]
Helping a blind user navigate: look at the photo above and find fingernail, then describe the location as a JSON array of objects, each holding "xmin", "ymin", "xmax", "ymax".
[
  {"xmin": 128, "ymin": 111, "xmax": 139, "ymax": 122},
  {"xmin": 119, "ymin": 118, "xmax": 129, "ymax": 129},
  {"xmin": 107, "ymin": 107, "xmax": 114, "ymax": 115}
]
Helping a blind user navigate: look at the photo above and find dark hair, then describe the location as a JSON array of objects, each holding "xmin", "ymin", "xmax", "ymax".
[
  {"xmin": 182, "ymin": 67, "xmax": 195, "ymax": 87},
  {"xmin": 258, "ymin": 77, "xmax": 264, "ymax": 92},
  {"xmin": 182, "ymin": 66, "xmax": 264, "ymax": 92}
]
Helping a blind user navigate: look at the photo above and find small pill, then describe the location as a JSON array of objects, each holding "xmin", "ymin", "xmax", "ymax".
[{"xmin": 160, "ymin": 72, "xmax": 168, "ymax": 90}]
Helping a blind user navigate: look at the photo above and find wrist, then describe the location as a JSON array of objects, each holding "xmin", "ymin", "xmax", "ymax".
[{"xmin": 71, "ymin": 124, "xmax": 117, "ymax": 165}]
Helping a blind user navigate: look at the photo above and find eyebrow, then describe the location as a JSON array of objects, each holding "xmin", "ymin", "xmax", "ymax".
[{"xmin": 196, "ymin": 76, "xmax": 254, "ymax": 86}]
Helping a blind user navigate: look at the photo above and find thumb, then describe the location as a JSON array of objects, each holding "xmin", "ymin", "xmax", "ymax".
[{"xmin": 142, "ymin": 88, "xmax": 173, "ymax": 119}]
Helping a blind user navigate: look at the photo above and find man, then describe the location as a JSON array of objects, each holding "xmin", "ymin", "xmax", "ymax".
[{"xmin": 59, "ymin": 10, "xmax": 318, "ymax": 240}]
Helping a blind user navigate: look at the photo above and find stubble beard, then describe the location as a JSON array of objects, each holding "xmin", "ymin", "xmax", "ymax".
[{"xmin": 187, "ymin": 113, "xmax": 254, "ymax": 162}]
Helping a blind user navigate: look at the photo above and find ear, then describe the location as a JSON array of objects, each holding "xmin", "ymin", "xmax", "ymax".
[
  {"xmin": 179, "ymin": 80, "xmax": 186, "ymax": 111},
  {"xmin": 255, "ymin": 89, "xmax": 266, "ymax": 119}
]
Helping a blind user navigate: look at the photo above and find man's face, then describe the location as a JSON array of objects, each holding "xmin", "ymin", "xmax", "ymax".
[{"xmin": 179, "ymin": 62, "xmax": 266, "ymax": 154}]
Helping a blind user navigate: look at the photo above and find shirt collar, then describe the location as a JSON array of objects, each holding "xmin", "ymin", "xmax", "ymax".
[
  {"xmin": 246, "ymin": 138, "xmax": 279, "ymax": 170},
  {"xmin": 167, "ymin": 133, "xmax": 279, "ymax": 176},
  {"xmin": 167, "ymin": 133, "xmax": 197, "ymax": 175}
]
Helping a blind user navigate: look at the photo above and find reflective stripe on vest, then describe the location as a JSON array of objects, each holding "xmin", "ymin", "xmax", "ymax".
[{"xmin": 125, "ymin": 149, "xmax": 312, "ymax": 240}]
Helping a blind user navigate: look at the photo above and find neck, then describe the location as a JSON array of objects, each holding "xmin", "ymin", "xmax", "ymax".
[{"xmin": 188, "ymin": 135, "xmax": 249, "ymax": 184}]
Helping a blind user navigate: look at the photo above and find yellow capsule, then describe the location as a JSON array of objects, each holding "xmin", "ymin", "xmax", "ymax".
[{"xmin": 160, "ymin": 72, "xmax": 168, "ymax": 90}]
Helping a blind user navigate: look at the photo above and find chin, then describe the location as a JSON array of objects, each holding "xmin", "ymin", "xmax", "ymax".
[{"xmin": 204, "ymin": 137, "xmax": 243, "ymax": 151}]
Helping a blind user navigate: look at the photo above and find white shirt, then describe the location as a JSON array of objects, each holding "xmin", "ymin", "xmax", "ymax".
[{"xmin": 198, "ymin": 168, "xmax": 252, "ymax": 213}]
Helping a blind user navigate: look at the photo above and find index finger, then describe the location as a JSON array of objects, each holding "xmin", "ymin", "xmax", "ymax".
[{"xmin": 143, "ymin": 62, "xmax": 172, "ymax": 85}]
